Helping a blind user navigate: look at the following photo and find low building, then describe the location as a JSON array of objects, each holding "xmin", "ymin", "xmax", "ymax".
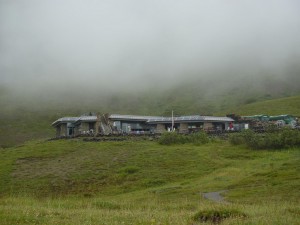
[
  {"xmin": 52, "ymin": 117, "xmax": 79, "ymax": 137},
  {"xmin": 52, "ymin": 113, "xmax": 234, "ymax": 137}
]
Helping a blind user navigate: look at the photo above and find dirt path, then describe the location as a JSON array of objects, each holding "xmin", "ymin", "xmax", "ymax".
[{"xmin": 202, "ymin": 190, "xmax": 227, "ymax": 203}]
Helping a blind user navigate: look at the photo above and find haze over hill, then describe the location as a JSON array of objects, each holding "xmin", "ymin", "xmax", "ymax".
[
  {"xmin": 1, "ymin": 0, "xmax": 300, "ymax": 98},
  {"xmin": 1, "ymin": 1, "xmax": 300, "ymax": 147}
]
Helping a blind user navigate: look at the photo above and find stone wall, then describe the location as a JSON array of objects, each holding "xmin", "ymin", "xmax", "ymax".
[
  {"xmin": 56, "ymin": 126, "xmax": 60, "ymax": 137},
  {"xmin": 203, "ymin": 122, "xmax": 213, "ymax": 130},
  {"xmin": 60, "ymin": 124, "xmax": 67, "ymax": 137},
  {"xmin": 155, "ymin": 124, "xmax": 165, "ymax": 133},
  {"xmin": 179, "ymin": 123, "xmax": 188, "ymax": 133},
  {"xmin": 80, "ymin": 122, "xmax": 89, "ymax": 133}
]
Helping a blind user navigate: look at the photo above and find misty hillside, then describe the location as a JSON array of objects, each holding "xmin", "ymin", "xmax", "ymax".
[
  {"xmin": 222, "ymin": 95, "xmax": 300, "ymax": 117},
  {"xmin": 1, "ymin": 74, "xmax": 300, "ymax": 148},
  {"xmin": 1, "ymin": 0, "xmax": 300, "ymax": 148}
]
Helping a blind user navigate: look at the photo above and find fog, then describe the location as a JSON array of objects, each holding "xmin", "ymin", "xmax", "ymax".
[{"xmin": 1, "ymin": 0, "xmax": 300, "ymax": 96}]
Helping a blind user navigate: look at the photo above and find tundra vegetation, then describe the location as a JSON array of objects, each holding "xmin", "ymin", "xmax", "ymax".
[
  {"xmin": 230, "ymin": 127, "xmax": 300, "ymax": 150},
  {"xmin": 0, "ymin": 138, "xmax": 299, "ymax": 224},
  {"xmin": 1, "ymin": 1, "xmax": 300, "ymax": 223},
  {"xmin": 0, "ymin": 85, "xmax": 300, "ymax": 148},
  {"xmin": 0, "ymin": 87, "xmax": 299, "ymax": 225}
]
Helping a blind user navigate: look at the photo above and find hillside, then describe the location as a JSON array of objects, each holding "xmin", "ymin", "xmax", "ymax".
[
  {"xmin": 223, "ymin": 95, "xmax": 300, "ymax": 117},
  {"xmin": 0, "ymin": 139, "xmax": 299, "ymax": 224},
  {"xmin": 1, "ymin": 77, "xmax": 300, "ymax": 148}
]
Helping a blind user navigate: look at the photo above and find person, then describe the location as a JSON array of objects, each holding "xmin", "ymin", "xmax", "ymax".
[{"xmin": 229, "ymin": 122, "xmax": 234, "ymax": 131}]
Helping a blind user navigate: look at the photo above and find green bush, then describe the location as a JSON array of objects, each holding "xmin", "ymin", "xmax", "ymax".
[
  {"xmin": 158, "ymin": 132, "xmax": 187, "ymax": 145},
  {"xmin": 158, "ymin": 132, "xmax": 209, "ymax": 145},
  {"xmin": 189, "ymin": 132, "xmax": 209, "ymax": 145},
  {"xmin": 229, "ymin": 129, "xmax": 253, "ymax": 145},
  {"xmin": 120, "ymin": 166, "xmax": 140, "ymax": 174},
  {"xmin": 192, "ymin": 208, "xmax": 246, "ymax": 223},
  {"xmin": 230, "ymin": 128, "xmax": 300, "ymax": 150},
  {"xmin": 92, "ymin": 201, "xmax": 121, "ymax": 210}
]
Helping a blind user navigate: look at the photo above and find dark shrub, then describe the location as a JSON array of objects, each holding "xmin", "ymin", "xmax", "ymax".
[
  {"xmin": 158, "ymin": 132, "xmax": 187, "ymax": 145},
  {"xmin": 189, "ymin": 132, "xmax": 209, "ymax": 145},
  {"xmin": 92, "ymin": 201, "xmax": 121, "ymax": 210},
  {"xmin": 192, "ymin": 208, "xmax": 246, "ymax": 223},
  {"xmin": 120, "ymin": 166, "xmax": 139, "ymax": 174},
  {"xmin": 229, "ymin": 129, "xmax": 255, "ymax": 146},
  {"xmin": 158, "ymin": 131, "xmax": 209, "ymax": 145},
  {"xmin": 230, "ymin": 128, "xmax": 300, "ymax": 150}
]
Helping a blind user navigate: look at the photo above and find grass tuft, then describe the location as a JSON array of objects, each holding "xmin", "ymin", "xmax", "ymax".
[
  {"xmin": 158, "ymin": 132, "xmax": 209, "ymax": 145},
  {"xmin": 192, "ymin": 207, "xmax": 247, "ymax": 223},
  {"xmin": 92, "ymin": 201, "xmax": 121, "ymax": 210}
]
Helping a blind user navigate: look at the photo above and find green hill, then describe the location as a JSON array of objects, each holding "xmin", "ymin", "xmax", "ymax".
[
  {"xmin": 223, "ymin": 95, "xmax": 300, "ymax": 117},
  {"xmin": 1, "ymin": 77, "xmax": 300, "ymax": 148},
  {"xmin": 0, "ymin": 139, "xmax": 299, "ymax": 224}
]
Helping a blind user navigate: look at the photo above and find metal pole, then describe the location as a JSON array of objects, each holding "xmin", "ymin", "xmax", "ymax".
[{"xmin": 172, "ymin": 110, "xmax": 174, "ymax": 131}]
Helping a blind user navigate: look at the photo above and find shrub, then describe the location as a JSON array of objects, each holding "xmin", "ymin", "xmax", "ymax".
[
  {"xmin": 142, "ymin": 179, "xmax": 166, "ymax": 187},
  {"xmin": 230, "ymin": 128, "xmax": 300, "ymax": 150},
  {"xmin": 192, "ymin": 208, "xmax": 246, "ymax": 223},
  {"xmin": 92, "ymin": 201, "xmax": 121, "ymax": 210},
  {"xmin": 229, "ymin": 129, "xmax": 255, "ymax": 146},
  {"xmin": 189, "ymin": 132, "xmax": 209, "ymax": 145},
  {"xmin": 158, "ymin": 132, "xmax": 209, "ymax": 145},
  {"xmin": 120, "ymin": 166, "xmax": 139, "ymax": 174},
  {"xmin": 158, "ymin": 132, "xmax": 187, "ymax": 145}
]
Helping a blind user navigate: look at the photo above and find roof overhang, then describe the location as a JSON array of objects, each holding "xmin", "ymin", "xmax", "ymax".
[
  {"xmin": 73, "ymin": 116, "xmax": 97, "ymax": 125},
  {"xmin": 51, "ymin": 117, "xmax": 79, "ymax": 127},
  {"xmin": 109, "ymin": 114, "xmax": 164, "ymax": 122},
  {"xmin": 147, "ymin": 116, "xmax": 234, "ymax": 124}
]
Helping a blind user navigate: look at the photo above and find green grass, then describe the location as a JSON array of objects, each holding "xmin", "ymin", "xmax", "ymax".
[
  {"xmin": 223, "ymin": 95, "xmax": 300, "ymax": 117},
  {"xmin": 0, "ymin": 139, "xmax": 299, "ymax": 224},
  {"xmin": 1, "ymin": 78, "xmax": 300, "ymax": 148}
]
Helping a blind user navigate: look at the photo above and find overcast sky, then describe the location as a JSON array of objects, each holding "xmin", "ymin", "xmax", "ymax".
[{"xmin": 1, "ymin": 0, "xmax": 300, "ymax": 94}]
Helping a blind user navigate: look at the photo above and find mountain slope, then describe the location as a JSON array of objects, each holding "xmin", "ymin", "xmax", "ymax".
[
  {"xmin": 0, "ymin": 140, "xmax": 299, "ymax": 224},
  {"xmin": 222, "ymin": 95, "xmax": 300, "ymax": 116},
  {"xmin": 1, "ymin": 75, "xmax": 300, "ymax": 147}
]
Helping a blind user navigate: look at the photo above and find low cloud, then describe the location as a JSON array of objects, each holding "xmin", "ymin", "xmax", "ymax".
[{"xmin": 1, "ymin": 0, "xmax": 300, "ymax": 95}]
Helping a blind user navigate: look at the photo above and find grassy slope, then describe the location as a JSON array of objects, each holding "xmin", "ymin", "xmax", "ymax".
[
  {"xmin": 222, "ymin": 95, "xmax": 300, "ymax": 117},
  {"xmin": 1, "ymin": 81, "xmax": 300, "ymax": 148},
  {"xmin": 0, "ymin": 139, "xmax": 299, "ymax": 224}
]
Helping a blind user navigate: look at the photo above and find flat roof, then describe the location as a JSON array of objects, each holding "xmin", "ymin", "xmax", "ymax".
[
  {"xmin": 52, "ymin": 116, "xmax": 97, "ymax": 126},
  {"xmin": 52, "ymin": 117, "xmax": 79, "ymax": 126},
  {"xmin": 53, "ymin": 114, "xmax": 234, "ymax": 127},
  {"xmin": 147, "ymin": 115, "xmax": 234, "ymax": 124},
  {"xmin": 109, "ymin": 114, "xmax": 164, "ymax": 121}
]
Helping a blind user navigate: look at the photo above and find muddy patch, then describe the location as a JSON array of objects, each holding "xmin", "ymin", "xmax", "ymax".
[{"xmin": 202, "ymin": 190, "xmax": 227, "ymax": 203}]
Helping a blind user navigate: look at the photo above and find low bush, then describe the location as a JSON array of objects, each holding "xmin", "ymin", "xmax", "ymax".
[
  {"xmin": 158, "ymin": 132, "xmax": 209, "ymax": 145},
  {"xmin": 192, "ymin": 208, "xmax": 246, "ymax": 223},
  {"xmin": 92, "ymin": 201, "xmax": 121, "ymax": 210},
  {"xmin": 189, "ymin": 132, "xmax": 209, "ymax": 145},
  {"xmin": 142, "ymin": 179, "xmax": 166, "ymax": 187},
  {"xmin": 230, "ymin": 128, "xmax": 300, "ymax": 150},
  {"xmin": 158, "ymin": 132, "xmax": 187, "ymax": 145},
  {"xmin": 120, "ymin": 166, "xmax": 140, "ymax": 174}
]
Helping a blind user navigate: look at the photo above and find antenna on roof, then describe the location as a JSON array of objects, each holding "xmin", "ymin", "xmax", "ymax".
[{"xmin": 172, "ymin": 110, "xmax": 174, "ymax": 131}]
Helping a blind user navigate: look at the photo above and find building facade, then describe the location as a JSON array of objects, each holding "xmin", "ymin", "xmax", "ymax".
[{"xmin": 52, "ymin": 114, "xmax": 234, "ymax": 137}]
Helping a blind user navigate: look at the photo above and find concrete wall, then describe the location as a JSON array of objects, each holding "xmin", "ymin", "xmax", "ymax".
[
  {"xmin": 80, "ymin": 122, "xmax": 89, "ymax": 133},
  {"xmin": 155, "ymin": 124, "xmax": 166, "ymax": 133},
  {"xmin": 95, "ymin": 117, "xmax": 100, "ymax": 135},
  {"xmin": 203, "ymin": 122, "xmax": 213, "ymax": 130},
  {"xmin": 78, "ymin": 122, "xmax": 96, "ymax": 134},
  {"xmin": 56, "ymin": 124, "xmax": 67, "ymax": 137},
  {"xmin": 56, "ymin": 126, "xmax": 60, "ymax": 137},
  {"xmin": 179, "ymin": 123, "xmax": 188, "ymax": 133},
  {"xmin": 74, "ymin": 126, "xmax": 80, "ymax": 136}
]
